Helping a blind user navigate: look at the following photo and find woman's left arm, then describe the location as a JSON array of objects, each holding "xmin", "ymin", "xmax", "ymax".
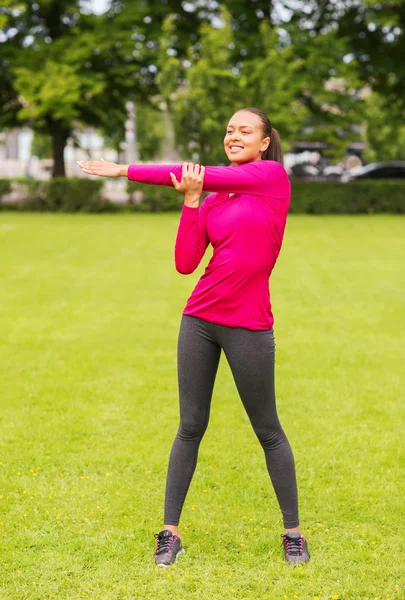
[{"xmin": 129, "ymin": 161, "xmax": 289, "ymax": 198}]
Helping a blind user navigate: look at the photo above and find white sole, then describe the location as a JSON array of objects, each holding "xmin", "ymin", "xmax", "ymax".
[{"xmin": 156, "ymin": 548, "xmax": 185, "ymax": 568}]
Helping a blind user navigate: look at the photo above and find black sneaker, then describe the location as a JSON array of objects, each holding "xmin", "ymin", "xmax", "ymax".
[
  {"xmin": 154, "ymin": 530, "xmax": 184, "ymax": 568},
  {"xmin": 281, "ymin": 531, "xmax": 310, "ymax": 564}
]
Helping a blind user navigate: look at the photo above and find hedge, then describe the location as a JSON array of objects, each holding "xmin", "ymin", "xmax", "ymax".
[
  {"xmin": 1, "ymin": 177, "xmax": 404, "ymax": 213},
  {"xmin": 290, "ymin": 180, "xmax": 405, "ymax": 214},
  {"xmin": 126, "ymin": 181, "xmax": 181, "ymax": 212},
  {"xmin": 0, "ymin": 178, "xmax": 118, "ymax": 213},
  {"xmin": 0, "ymin": 179, "xmax": 12, "ymax": 198}
]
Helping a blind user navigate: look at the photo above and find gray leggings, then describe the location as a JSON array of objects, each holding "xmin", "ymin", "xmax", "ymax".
[{"xmin": 164, "ymin": 315, "xmax": 299, "ymax": 529}]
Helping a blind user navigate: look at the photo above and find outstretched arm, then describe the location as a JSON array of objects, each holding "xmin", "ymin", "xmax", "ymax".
[
  {"xmin": 77, "ymin": 159, "xmax": 289, "ymax": 198},
  {"xmin": 129, "ymin": 160, "xmax": 288, "ymax": 197}
]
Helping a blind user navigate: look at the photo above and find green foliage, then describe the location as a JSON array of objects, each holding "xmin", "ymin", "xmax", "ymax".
[
  {"xmin": 44, "ymin": 178, "xmax": 111, "ymax": 212},
  {"xmin": 128, "ymin": 178, "xmax": 405, "ymax": 214},
  {"xmin": 166, "ymin": 10, "xmax": 364, "ymax": 161},
  {"xmin": 30, "ymin": 132, "xmax": 53, "ymax": 159},
  {"xmin": 0, "ymin": 178, "xmax": 117, "ymax": 212},
  {"xmin": 362, "ymin": 92, "xmax": 405, "ymax": 162},
  {"xmin": 2, "ymin": 178, "xmax": 404, "ymax": 214},
  {"xmin": 170, "ymin": 9, "xmax": 240, "ymax": 164},
  {"xmin": 157, "ymin": 15, "xmax": 183, "ymax": 109},
  {"xmin": 221, "ymin": 0, "xmax": 271, "ymax": 58},
  {"xmin": 239, "ymin": 21, "xmax": 309, "ymax": 150},
  {"xmin": 0, "ymin": 179, "xmax": 12, "ymax": 198},
  {"xmin": 276, "ymin": 31, "xmax": 363, "ymax": 158},
  {"xmin": 135, "ymin": 104, "xmax": 166, "ymax": 162},
  {"xmin": 14, "ymin": 61, "xmax": 103, "ymax": 125},
  {"xmin": 1, "ymin": 0, "xmax": 404, "ymax": 173},
  {"xmin": 127, "ymin": 181, "xmax": 181, "ymax": 212},
  {"xmin": 0, "ymin": 1, "xmax": 195, "ymax": 176},
  {"xmin": 290, "ymin": 180, "xmax": 405, "ymax": 214},
  {"xmin": 283, "ymin": 0, "xmax": 405, "ymax": 114},
  {"xmin": 337, "ymin": 0, "xmax": 405, "ymax": 111}
]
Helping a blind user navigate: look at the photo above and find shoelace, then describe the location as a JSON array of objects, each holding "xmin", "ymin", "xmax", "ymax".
[
  {"xmin": 282, "ymin": 534, "xmax": 303, "ymax": 556},
  {"xmin": 154, "ymin": 534, "xmax": 175, "ymax": 555}
]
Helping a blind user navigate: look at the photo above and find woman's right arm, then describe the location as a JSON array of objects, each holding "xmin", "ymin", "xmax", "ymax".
[
  {"xmin": 174, "ymin": 200, "xmax": 211, "ymax": 274},
  {"xmin": 173, "ymin": 164, "xmax": 211, "ymax": 275}
]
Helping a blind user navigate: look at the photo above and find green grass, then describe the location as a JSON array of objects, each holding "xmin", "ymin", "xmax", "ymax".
[{"xmin": 0, "ymin": 213, "xmax": 404, "ymax": 600}]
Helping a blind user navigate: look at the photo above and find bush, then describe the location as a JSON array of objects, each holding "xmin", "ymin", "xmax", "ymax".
[
  {"xmin": 290, "ymin": 180, "xmax": 405, "ymax": 214},
  {"xmin": 0, "ymin": 178, "xmax": 120, "ymax": 213},
  {"xmin": 127, "ymin": 181, "xmax": 181, "ymax": 212},
  {"xmin": 1, "ymin": 176, "xmax": 404, "ymax": 214},
  {"xmin": 0, "ymin": 179, "xmax": 12, "ymax": 198},
  {"xmin": 17, "ymin": 179, "xmax": 49, "ymax": 210},
  {"xmin": 128, "ymin": 178, "xmax": 405, "ymax": 214},
  {"xmin": 44, "ymin": 178, "xmax": 110, "ymax": 213}
]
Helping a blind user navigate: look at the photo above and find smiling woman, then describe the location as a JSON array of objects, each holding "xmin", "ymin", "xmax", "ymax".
[
  {"xmin": 225, "ymin": 111, "xmax": 270, "ymax": 164},
  {"xmin": 78, "ymin": 108, "xmax": 310, "ymax": 568},
  {"xmin": 224, "ymin": 108, "xmax": 284, "ymax": 166}
]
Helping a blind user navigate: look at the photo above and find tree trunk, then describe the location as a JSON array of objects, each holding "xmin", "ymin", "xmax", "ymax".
[
  {"xmin": 46, "ymin": 117, "xmax": 71, "ymax": 177},
  {"xmin": 52, "ymin": 125, "xmax": 69, "ymax": 177}
]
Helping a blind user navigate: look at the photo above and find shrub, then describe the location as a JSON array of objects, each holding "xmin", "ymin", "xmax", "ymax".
[
  {"xmin": 290, "ymin": 180, "xmax": 405, "ymax": 214},
  {"xmin": 0, "ymin": 178, "xmax": 119, "ymax": 213},
  {"xmin": 128, "ymin": 179, "xmax": 405, "ymax": 214},
  {"xmin": 44, "ymin": 178, "xmax": 109, "ymax": 213},
  {"xmin": 0, "ymin": 179, "xmax": 12, "ymax": 198},
  {"xmin": 1, "ymin": 177, "xmax": 404, "ymax": 214},
  {"xmin": 127, "ymin": 181, "xmax": 182, "ymax": 212}
]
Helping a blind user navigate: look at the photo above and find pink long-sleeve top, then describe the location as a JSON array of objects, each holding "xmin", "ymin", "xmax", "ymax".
[{"xmin": 127, "ymin": 160, "xmax": 291, "ymax": 330}]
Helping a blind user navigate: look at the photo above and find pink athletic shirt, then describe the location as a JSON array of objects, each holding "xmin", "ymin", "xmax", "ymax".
[{"xmin": 127, "ymin": 160, "xmax": 291, "ymax": 330}]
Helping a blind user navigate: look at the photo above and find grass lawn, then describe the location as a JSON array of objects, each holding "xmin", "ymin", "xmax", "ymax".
[{"xmin": 0, "ymin": 213, "xmax": 404, "ymax": 600}]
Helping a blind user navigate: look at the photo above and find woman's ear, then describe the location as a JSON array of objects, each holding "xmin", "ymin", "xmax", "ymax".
[{"xmin": 261, "ymin": 137, "xmax": 271, "ymax": 152}]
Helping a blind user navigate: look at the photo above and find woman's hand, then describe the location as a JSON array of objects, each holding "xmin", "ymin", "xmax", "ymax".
[
  {"xmin": 77, "ymin": 159, "xmax": 128, "ymax": 178},
  {"xmin": 170, "ymin": 163, "xmax": 205, "ymax": 207}
]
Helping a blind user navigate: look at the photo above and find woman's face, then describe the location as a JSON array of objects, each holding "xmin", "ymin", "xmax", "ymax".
[{"xmin": 224, "ymin": 111, "xmax": 270, "ymax": 165}]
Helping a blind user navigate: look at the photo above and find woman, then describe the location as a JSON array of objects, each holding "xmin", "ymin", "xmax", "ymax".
[{"xmin": 78, "ymin": 107, "xmax": 310, "ymax": 567}]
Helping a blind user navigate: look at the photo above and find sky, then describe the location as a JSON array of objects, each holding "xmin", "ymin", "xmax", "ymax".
[{"xmin": 89, "ymin": 0, "xmax": 111, "ymax": 14}]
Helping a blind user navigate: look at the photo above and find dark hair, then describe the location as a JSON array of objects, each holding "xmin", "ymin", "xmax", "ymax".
[{"xmin": 238, "ymin": 107, "xmax": 284, "ymax": 166}]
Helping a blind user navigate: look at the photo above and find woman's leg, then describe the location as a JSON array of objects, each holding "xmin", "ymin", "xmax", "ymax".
[
  {"xmin": 219, "ymin": 326, "xmax": 299, "ymax": 530},
  {"xmin": 163, "ymin": 316, "xmax": 221, "ymax": 530}
]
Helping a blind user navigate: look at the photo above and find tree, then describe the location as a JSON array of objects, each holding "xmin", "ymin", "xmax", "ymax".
[
  {"xmin": 279, "ymin": 27, "xmax": 363, "ymax": 157},
  {"xmin": 0, "ymin": 1, "xmax": 147, "ymax": 175},
  {"xmin": 0, "ymin": 0, "xmax": 210, "ymax": 176},
  {"xmin": 238, "ymin": 21, "xmax": 309, "ymax": 150},
  {"xmin": 279, "ymin": 0, "xmax": 405, "ymax": 113},
  {"xmin": 161, "ymin": 9, "xmax": 364, "ymax": 161},
  {"xmin": 167, "ymin": 9, "xmax": 241, "ymax": 164},
  {"xmin": 338, "ymin": 0, "xmax": 405, "ymax": 114},
  {"xmin": 2, "ymin": 0, "xmax": 402, "ymax": 174},
  {"xmin": 362, "ymin": 91, "xmax": 405, "ymax": 162}
]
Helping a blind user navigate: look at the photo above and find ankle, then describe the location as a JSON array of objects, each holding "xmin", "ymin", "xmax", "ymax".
[
  {"xmin": 284, "ymin": 527, "xmax": 302, "ymax": 535},
  {"xmin": 163, "ymin": 524, "xmax": 179, "ymax": 536}
]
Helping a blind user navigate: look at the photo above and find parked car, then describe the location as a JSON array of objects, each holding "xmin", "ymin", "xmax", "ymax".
[
  {"xmin": 321, "ymin": 165, "xmax": 345, "ymax": 180},
  {"xmin": 342, "ymin": 161, "xmax": 405, "ymax": 182},
  {"xmin": 290, "ymin": 163, "xmax": 320, "ymax": 180}
]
